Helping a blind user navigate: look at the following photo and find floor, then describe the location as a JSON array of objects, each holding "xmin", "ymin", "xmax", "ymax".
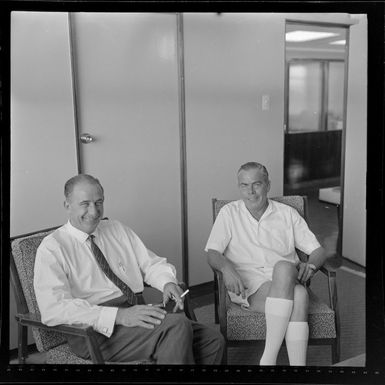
[{"xmin": 9, "ymin": 187, "xmax": 365, "ymax": 365}]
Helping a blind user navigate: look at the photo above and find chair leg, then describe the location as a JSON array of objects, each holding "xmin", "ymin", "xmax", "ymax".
[
  {"xmin": 18, "ymin": 324, "xmax": 28, "ymax": 364},
  {"xmin": 222, "ymin": 345, "xmax": 228, "ymax": 364},
  {"xmin": 331, "ymin": 338, "xmax": 341, "ymax": 364},
  {"xmin": 214, "ymin": 276, "xmax": 219, "ymax": 324}
]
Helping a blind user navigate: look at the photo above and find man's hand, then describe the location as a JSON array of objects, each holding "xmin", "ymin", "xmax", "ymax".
[
  {"xmin": 163, "ymin": 282, "xmax": 185, "ymax": 313},
  {"xmin": 115, "ymin": 305, "xmax": 167, "ymax": 329},
  {"xmin": 296, "ymin": 262, "xmax": 316, "ymax": 285},
  {"xmin": 222, "ymin": 264, "xmax": 247, "ymax": 299}
]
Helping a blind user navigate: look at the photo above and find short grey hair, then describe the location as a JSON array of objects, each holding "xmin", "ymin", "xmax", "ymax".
[
  {"xmin": 64, "ymin": 174, "xmax": 104, "ymax": 199},
  {"xmin": 237, "ymin": 162, "xmax": 269, "ymax": 180}
]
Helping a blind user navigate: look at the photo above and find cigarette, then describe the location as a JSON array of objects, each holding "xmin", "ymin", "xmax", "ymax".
[{"xmin": 171, "ymin": 289, "xmax": 189, "ymax": 301}]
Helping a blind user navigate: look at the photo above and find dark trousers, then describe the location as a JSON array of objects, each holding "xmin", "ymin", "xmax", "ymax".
[{"xmin": 66, "ymin": 296, "xmax": 225, "ymax": 364}]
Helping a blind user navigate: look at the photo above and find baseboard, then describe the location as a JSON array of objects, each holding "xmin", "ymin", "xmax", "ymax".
[{"xmin": 341, "ymin": 256, "xmax": 366, "ymax": 272}]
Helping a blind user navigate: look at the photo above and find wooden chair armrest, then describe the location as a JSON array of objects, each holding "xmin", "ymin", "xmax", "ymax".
[
  {"xmin": 320, "ymin": 253, "xmax": 343, "ymax": 276},
  {"xmin": 320, "ymin": 265, "xmax": 337, "ymax": 277},
  {"xmin": 15, "ymin": 313, "xmax": 96, "ymax": 337},
  {"xmin": 213, "ymin": 269, "xmax": 229, "ymax": 337},
  {"xmin": 15, "ymin": 313, "xmax": 105, "ymax": 363},
  {"xmin": 317, "ymin": 255, "xmax": 340, "ymax": 312},
  {"xmin": 179, "ymin": 282, "xmax": 197, "ymax": 321}
]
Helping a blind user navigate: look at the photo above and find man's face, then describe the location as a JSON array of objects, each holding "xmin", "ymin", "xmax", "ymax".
[
  {"xmin": 238, "ymin": 168, "xmax": 270, "ymax": 209},
  {"xmin": 64, "ymin": 181, "xmax": 104, "ymax": 234}
]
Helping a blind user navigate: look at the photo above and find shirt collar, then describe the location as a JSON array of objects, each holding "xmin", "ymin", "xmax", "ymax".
[
  {"xmin": 65, "ymin": 220, "xmax": 100, "ymax": 243},
  {"xmin": 264, "ymin": 199, "xmax": 274, "ymax": 217},
  {"xmin": 240, "ymin": 198, "xmax": 273, "ymax": 221}
]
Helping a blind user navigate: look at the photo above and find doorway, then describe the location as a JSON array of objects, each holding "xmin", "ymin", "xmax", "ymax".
[
  {"xmin": 68, "ymin": 13, "xmax": 184, "ymax": 279},
  {"xmin": 284, "ymin": 21, "xmax": 349, "ymax": 255}
]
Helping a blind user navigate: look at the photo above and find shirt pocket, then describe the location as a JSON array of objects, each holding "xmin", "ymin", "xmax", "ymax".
[{"xmin": 262, "ymin": 227, "xmax": 293, "ymax": 255}]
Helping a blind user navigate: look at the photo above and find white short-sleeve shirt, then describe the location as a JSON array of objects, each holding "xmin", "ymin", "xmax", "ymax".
[{"xmin": 205, "ymin": 199, "xmax": 320, "ymax": 305}]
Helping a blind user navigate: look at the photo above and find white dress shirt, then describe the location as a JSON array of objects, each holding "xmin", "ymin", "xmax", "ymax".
[
  {"xmin": 205, "ymin": 199, "xmax": 320, "ymax": 299},
  {"xmin": 34, "ymin": 219, "xmax": 178, "ymax": 337}
]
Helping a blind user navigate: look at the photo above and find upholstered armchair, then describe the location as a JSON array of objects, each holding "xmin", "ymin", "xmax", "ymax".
[
  {"xmin": 211, "ymin": 196, "xmax": 341, "ymax": 364},
  {"xmin": 10, "ymin": 227, "xmax": 196, "ymax": 364}
]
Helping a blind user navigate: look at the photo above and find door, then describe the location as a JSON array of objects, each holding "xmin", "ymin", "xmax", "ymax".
[
  {"xmin": 284, "ymin": 22, "xmax": 348, "ymax": 257},
  {"xmin": 70, "ymin": 13, "xmax": 183, "ymax": 277}
]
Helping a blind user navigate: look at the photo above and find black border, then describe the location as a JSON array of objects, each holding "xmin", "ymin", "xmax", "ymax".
[{"xmin": 1, "ymin": 1, "xmax": 384, "ymax": 384}]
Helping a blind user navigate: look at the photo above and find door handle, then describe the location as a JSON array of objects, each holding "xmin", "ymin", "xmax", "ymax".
[{"xmin": 80, "ymin": 133, "xmax": 94, "ymax": 144}]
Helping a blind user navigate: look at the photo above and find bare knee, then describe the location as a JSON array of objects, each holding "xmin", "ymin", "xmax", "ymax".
[
  {"xmin": 273, "ymin": 261, "xmax": 297, "ymax": 280},
  {"xmin": 269, "ymin": 261, "xmax": 298, "ymax": 299}
]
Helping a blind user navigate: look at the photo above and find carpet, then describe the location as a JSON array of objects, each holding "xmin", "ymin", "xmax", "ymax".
[{"xmin": 194, "ymin": 267, "xmax": 365, "ymax": 366}]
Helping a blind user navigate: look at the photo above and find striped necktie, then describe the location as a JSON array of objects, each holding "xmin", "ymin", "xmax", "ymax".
[{"xmin": 88, "ymin": 235, "xmax": 137, "ymax": 305}]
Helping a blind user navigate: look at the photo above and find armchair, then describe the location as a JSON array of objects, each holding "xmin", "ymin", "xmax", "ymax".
[
  {"xmin": 211, "ymin": 196, "xmax": 341, "ymax": 364},
  {"xmin": 10, "ymin": 227, "xmax": 196, "ymax": 364}
]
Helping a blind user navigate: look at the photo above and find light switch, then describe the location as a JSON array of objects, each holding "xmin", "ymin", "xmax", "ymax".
[{"xmin": 262, "ymin": 95, "xmax": 270, "ymax": 111}]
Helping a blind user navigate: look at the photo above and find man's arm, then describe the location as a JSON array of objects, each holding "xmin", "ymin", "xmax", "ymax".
[
  {"xmin": 297, "ymin": 246, "xmax": 327, "ymax": 284},
  {"xmin": 34, "ymin": 240, "xmax": 118, "ymax": 337},
  {"xmin": 207, "ymin": 249, "xmax": 247, "ymax": 299},
  {"xmin": 308, "ymin": 246, "xmax": 328, "ymax": 269}
]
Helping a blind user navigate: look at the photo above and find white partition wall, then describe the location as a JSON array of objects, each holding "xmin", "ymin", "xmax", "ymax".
[
  {"xmin": 11, "ymin": 12, "xmax": 78, "ymax": 236},
  {"xmin": 10, "ymin": 11, "xmax": 78, "ymax": 349},
  {"xmin": 183, "ymin": 13, "xmax": 286, "ymax": 285},
  {"xmin": 343, "ymin": 15, "xmax": 367, "ymax": 267}
]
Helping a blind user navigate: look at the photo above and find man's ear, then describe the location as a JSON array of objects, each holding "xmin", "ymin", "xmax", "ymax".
[
  {"xmin": 267, "ymin": 179, "xmax": 271, "ymax": 192},
  {"xmin": 63, "ymin": 200, "xmax": 70, "ymax": 210}
]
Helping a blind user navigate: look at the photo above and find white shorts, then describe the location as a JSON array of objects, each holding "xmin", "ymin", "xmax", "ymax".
[{"xmin": 228, "ymin": 267, "xmax": 274, "ymax": 308}]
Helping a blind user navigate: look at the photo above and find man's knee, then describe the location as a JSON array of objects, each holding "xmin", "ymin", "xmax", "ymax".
[
  {"xmin": 272, "ymin": 260, "xmax": 297, "ymax": 283},
  {"xmin": 192, "ymin": 323, "xmax": 226, "ymax": 364},
  {"xmin": 162, "ymin": 313, "xmax": 193, "ymax": 341},
  {"xmin": 213, "ymin": 328, "xmax": 226, "ymax": 350},
  {"xmin": 210, "ymin": 329, "xmax": 226, "ymax": 364}
]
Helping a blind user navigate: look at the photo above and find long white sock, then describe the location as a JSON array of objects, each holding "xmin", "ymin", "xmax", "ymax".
[
  {"xmin": 285, "ymin": 321, "xmax": 309, "ymax": 366},
  {"xmin": 259, "ymin": 297, "xmax": 293, "ymax": 365}
]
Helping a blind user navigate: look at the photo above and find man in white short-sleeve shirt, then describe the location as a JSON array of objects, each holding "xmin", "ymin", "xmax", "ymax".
[
  {"xmin": 34, "ymin": 174, "xmax": 224, "ymax": 364},
  {"xmin": 205, "ymin": 162, "xmax": 327, "ymax": 366}
]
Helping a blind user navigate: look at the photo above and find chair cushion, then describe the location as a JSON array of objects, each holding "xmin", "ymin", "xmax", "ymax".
[
  {"xmin": 46, "ymin": 343, "xmax": 154, "ymax": 364},
  {"xmin": 46, "ymin": 344, "xmax": 92, "ymax": 364},
  {"xmin": 226, "ymin": 290, "xmax": 336, "ymax": 341},
  {"xmin": 12, "ymin": 231, "xmax": 67, "ymax": 352}
]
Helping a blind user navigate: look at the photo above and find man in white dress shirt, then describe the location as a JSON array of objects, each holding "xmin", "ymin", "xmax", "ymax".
[
  {"xmin": 205, "ymin": 162, "xmax": 327, "ymax": 366},
  {"xmin": 34, "ymin": 174, "xmax": 224, "ymax": 364}
]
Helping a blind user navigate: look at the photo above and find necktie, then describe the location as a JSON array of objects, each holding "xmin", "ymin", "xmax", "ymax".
[{"xmin": 88, "ymin": 235, "xmax": 137, "ymax": 305}]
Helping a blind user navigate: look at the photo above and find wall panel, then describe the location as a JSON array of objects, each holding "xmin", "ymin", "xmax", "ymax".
[
  {"xmin": 343, "ymin": 15, "xmax": 367, "ymax": 266},
  {"xmin": 10, "ymin": 11, "xmax": 78, "ymax": 349},
  {"xmin": 184, "ymin": 13, "xmax": 286, "ymax": 285}
]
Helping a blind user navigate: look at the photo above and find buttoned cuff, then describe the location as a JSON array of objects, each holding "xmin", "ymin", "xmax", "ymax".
[{"xmin": 96, "ymin": 306, "xmax": 119, "ymax": 337}]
